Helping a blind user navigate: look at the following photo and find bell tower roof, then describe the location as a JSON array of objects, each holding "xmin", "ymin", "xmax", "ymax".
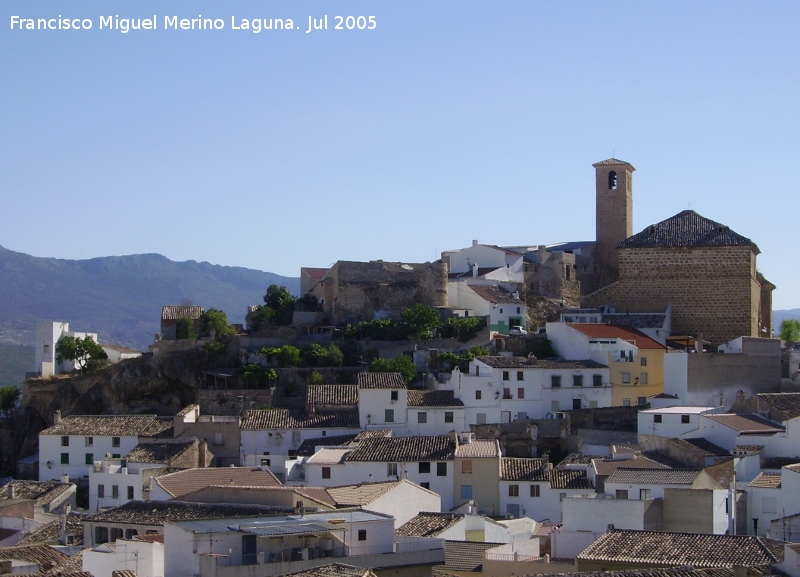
[{"xmin": 593, "ymin": 158, "xmax": 635, "ymax": 169}]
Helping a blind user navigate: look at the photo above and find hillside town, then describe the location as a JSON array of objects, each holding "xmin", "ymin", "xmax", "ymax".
[{"xmin": 3, "ymin": 158, "xmax": 799, "ymax": 577}]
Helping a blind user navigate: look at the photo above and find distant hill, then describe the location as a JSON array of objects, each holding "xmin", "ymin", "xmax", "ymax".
[
  {"xmin": 0, "ymin": 245, "xmax": 299, "ymax": 350},
  {"xmin": 0, "ymin": 345, "xmax": 33, "ymax": 386}
]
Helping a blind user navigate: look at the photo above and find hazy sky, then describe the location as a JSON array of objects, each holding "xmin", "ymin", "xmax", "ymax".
[{"xmin": 2, "ymin": 1, "xmax": 799, "ymax": 308}]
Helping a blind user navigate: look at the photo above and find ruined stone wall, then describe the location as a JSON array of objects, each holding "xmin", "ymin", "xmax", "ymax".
[
  {"xmin": 582, "ymin": 246, "xmax": 761, "ymax": 346},
  {"xmin": 525, "ymin": 252, "xmax": 581, "ymax": 306}
]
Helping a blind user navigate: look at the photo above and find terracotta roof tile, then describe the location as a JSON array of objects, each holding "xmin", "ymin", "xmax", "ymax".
[
  {"xmin": 593, "ymin": 158, "xmax": 633, "ymax": 167},
  {"xmin": 307, "ymin": 448, "xmax": 352, "ymax": 465},
  {"xmin": 618, "ymin": 211, "xmax": 756, "ymax": 251},
  {"xmin": 326, "ymin": 480, "xmax": 402, "ymax": 507},
  {"xmin": 397, "ymin": 513, "xmax": 463, "ymax": 537},
  {"xmin": 605, "ymin": 468, "xmax": 700, "ymax": 485},
  {"xmin": 0, "ymin": 544, "xmax": 69, "ymax": 572},
  {"xmin": 501, "ymin": 458, "xmax": 550, "ymax": 482},
  {"xmin": 593, "ymin": 456, "xmax": 670, "ymax": 477},
  {"xmin": 83, "ymin": 500, "xmax": 290, "ymax": 525},
  {"xmin": 18, "ymin": 513, "xmax": 84, "ymax": 546},
  {"xmin": 284, "ymin": 562, "xmax": 373, "ymax": 577},
  {"xmin": 455, "ymin": 440, "xmax": 500, "ymax": 458},
  {"xmin": 241, "ymin": 409, "xmax": 359, "ymax": 430},
  {"xmin": 0, "ymin": 481, "xmax": 73, "ymax": 508},
  {"xmin": 126, "ymin": 439, "xmax": 196, "ymax": 464},
  {"xmin": 407, "ymin": 390, "xmax": 464, "ymax": 407},
  {"xmin": 153, "ymin": 467, "xmax": 283, "ymax": 499},
  {"xmin": 476, "ymin": 356, "xmax": 607, "ymax": 370},
  {"xmin": 161, "ymin": 306, "xmax": 203, "ymax": 321},
  {"xmin": 297, "ymin": 434, "xmax": 359, "ymax": 457},
  {"xmin": 444, "ymin": 540, "xmax": 502, "ymax": 572},
  {"xmin": 567, "ymin": 324, "xmax": 665, "ymax": 350},
  {"xmin": 41, "ymin": 415, "xmax": 172, "ymax": 437},
  {"xmin": 749, "ymin": 473, "xmax": 782, "ymax": 489},
  {"xmin": 344, "ymin": 436, "xmax": 455, "ymax": 462},
  {"xmin": 757, "ymin": 393, "xmax": 800, "ymax": 420},
  {"xmin": 307, "ymin": 385, "xmax": 358, "ymax": 406},
  {"xmin": 551, "ymin": 469, "xmax": 594, "ymax": 490},
  {"xmin": 468, "ymin": 285, "xmax": 524, "ymax": 305},
  {"xmin": 357, "ymin": 373, "xmax": 407, "ymax": 389},
  {"xmin": 704, "ymin": 414, "xmax": 783, "ymax": 434}
]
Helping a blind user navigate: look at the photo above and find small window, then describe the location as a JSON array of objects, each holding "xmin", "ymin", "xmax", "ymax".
[
  {"xmin": 502, "ymin": 371, "xmax": 510, "ymax": 381},
  {"xmin": 593, "ymin": 374, "xmax": 603, "ymax": 387},
  {"xmin": 503, "ymin": 388, "xmax": 512, "ymax": 399},
  {"xmin": 98, "ymin": 484, "xmax": 105, "ymax": 498},
  {"xmin": 85, "ymin": 453, "xmax": 94, "ymax": 465},
  {"xmin": 420, "ymin": 482, "xmax": 430, "ymax": 489},
  {"xmin": 462, "ymin": 460, "xmax": 473, "ymax": 474},
  {"xmin": 681, "ymin": 415, "xmax": 690, "ymax": 424},
  {"xmin": 112, "ymin": 485, "xmax": 119, "ymax": 499},
  {"xmin": 654, "ymin": 414, "xmax": 662, "ymax": 423},
  {"xmin": 437, "ymin": 462, "xmax": 447, "ymax": 476},
  {"xmin": 608, "ymin": 170, "xmax": 618, "ymax": 190},
  {"xmin": 85, "ymin": 437, "xmax": 94, "ymax": 447},
  {"xmin": 517, "ymin": 388, "xmax": 525, "ymax": 399},
  {"xmin": 127, "ymin": 486, "xmax": 134, "ymax": 500},
  {"xmin": 508, "ymin": 485, "xmax": 519, "ymax": 497},
  {"xmin": 387, "ymin": 463, "xmax": 398, "ymax": 477},
  {"xmin": 390, "ymin": 390, "xmax": 399, "ymax": 401},
  {"xmin": 616, "ymin": 489, "xmax": 628, "ymax": 500},
  {"xmin": 475, "ymin": 390, "xmax": 482, "ymax": 400},
  {"xmin": 95, "ymin": 526, "xmax": 108, "ymax": 544},
  {"xmin": 322, "ymin": 467, "xmax": 331, "ymax": 479},
  {"xmin": 623, "ymin": 398, "xmax": 631, "ymax": 407},
  {"xmin": 640, "ymin": 357, "xmax": 648, "ymax": 367},
  {"xmin": 358, "ymin": 529, "xmax": 367, "ymax": 541},
  {"xmin": 517, "ymin": 371, "xmax": 524, "ymax": 381},
  {"xmin": 125, "ymin": 529, "xmax": 138, "ymax": 539},
  {"xmin": 322, "ymin": 431, "xmax": 327, "ymax": 437},
  {"xmin": 551, "ymin": 375, "xmax": 561, "ymax": 388},
  {"xmin": 419, "ymin": 462, "xmax": 431, "ymax": 474},
  {"xmin": 530, "ymin": 484, "xmax": 540, "ymax": 497},
  {"xmin": 573, "ymin": 375, "xmax": 583, "ymax": 387},
  {"xmin": 385, "ymin": 409, "xmax": 394, "ymax": 423},
  {"xmin": 112, "ymin": 437, "xmax": 121, "ymax": 448},
  {"xmin": 444, "ymin": 412, "xmax": 454, "ymax": 423},
  {"xmin": 214, "ymin": 432, "xmax": 224, "ymax": 445},
  {"xmin": 61, "ymin": 436, "xmax": 69, "ymax": 447},
  {"xmin": 461, "ymin": 485, "xmax": 472, "ymax": 499},
  {"xmin": 418, "ymin": 412, "xmax": 427, "ymax": 424},
  {"xmin": 638, "ymin": 397, "xmax": 647, "ymax": 406},
  {"xmin": 622, "ymin": 372, "xmax": 631, "ymax": 384},
  {"xmin": 112, "ymin": 454, "xmax": 120, "ymax": 459},
  {"xmin": 640, "ymin": 372, "xmax": 648, "ymax": 385},
  {"xmin": 60, "ymin": 453, "xmax": 69, "ymax": 465},
  {"xmin": 517, "ymin": 307, "xmax": 521, "ymax": 314},
  {"xmin": 640, "ymin": 489, "xmax": 651, "ymax": 500}
]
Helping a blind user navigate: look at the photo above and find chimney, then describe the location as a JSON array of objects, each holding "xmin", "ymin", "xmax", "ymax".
[
  {"xmin": 472, "ymin": 263, "xmax": 478, "ymax": 278},
  {"xmin": 54, "ymin": 410, "xmax": 62, "ymax": 425},
  {"xmin": 472, "ymin": 240, "xmax": 479, "ymax": 247},
  {"xmin": 7, "ymin": 484, "xmax": 14, "ymax": 500},
  {"xmin": 607, "ymin": 524, "xmax": 615, "ymax": 531},
  {"xmin": 198, "ymin": 439, "xmax": 208, "ymax": 468},
  {"xmin": 695, "ymin": 334, "xmax": 703, "ymax": 354},
  {"xmin": 61, "ymin": 472, "xmax": 69, "ymax": 484}
]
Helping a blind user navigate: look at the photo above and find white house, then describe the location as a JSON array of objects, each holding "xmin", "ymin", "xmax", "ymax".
[
  {"xmin": 38, "ymin": 413, "xmax": 172, "ymax": 482},
  {"xmin": 747, "ymin": 473, "xmax": 782, "ymax": 536},
  {"xmin": 636, "ymin": 406, "xmax": 723, "ymax": 442},
  {"xmin": 83, "ymin": 533, "xmax": 165, "ymax": 577},
  {"xmin": 326, "ymin": 479, "xmax": 441, "ymax": 528},
  {"xmin": 443, "ymin": 241, "xmax": 525, "ymax": 285},
  {"xmin": 449, "ymin": 285, "xmax": 527, "ymax": 335},
  {"xmin": 34, "ymin": 321, "xmax": 98, "ymax": 377}
]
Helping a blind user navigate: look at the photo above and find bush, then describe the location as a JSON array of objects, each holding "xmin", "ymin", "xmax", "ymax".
[
  {"xmin": 370, "ymin": 354, "xmax": 417, "ymax": 385},
  {"xmin": 260, "ymin": 345, "xmax": 301, "ymax": 368},
  {"xmin": 307, "ymin": 371, "xmax": 324, "ymax": 385}
]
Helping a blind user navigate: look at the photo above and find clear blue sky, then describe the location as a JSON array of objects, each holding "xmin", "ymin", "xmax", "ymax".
[{"xmin": 2, "ymin": 1, "xmax": 799, "ymax": 308}]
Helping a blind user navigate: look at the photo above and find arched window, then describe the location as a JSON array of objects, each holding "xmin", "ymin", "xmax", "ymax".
[
  {"xmin": 95, "ymin": 526, "xmax": 109, "ymax": 544},
  {"xmin": 110, "ymin": 528, "xmax": 123, "ymax": 541},
  {"xmin": 608, "ymin": 171, "xmax": 618, "ymax": 190}
]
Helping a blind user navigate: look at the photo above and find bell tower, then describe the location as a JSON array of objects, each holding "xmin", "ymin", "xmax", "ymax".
[{"xmin": 593, "ymin": 158, "xmax": 634, "ymax": 283}]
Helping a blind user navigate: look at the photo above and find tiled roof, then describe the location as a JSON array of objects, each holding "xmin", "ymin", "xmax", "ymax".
[
  {"xmin": 83, "ymin": 500, "xmax": 290, "ymax": 525},
  {"xmin": 327, "ymin": 481, "xmax": 402, "ymax": 507},
  {"xmin": 444, "ymin": 540, "xmax": 502, "ymax": 572},
  {"xmin": 241, "ymin": 409, "xmax": 359, "ymax": 430},
  {"xmin": 682, "ymin": 438, "xmax": 730, "ymax": 457},
  {"xmin": 593, "ymin": 456, "xmax": 670, "ymax": 477},
  {"xmin": 749, "ymin": 473, "xmax": 782, "ymax": 489},
  {"xmin": 605, "ymin": 468, "xmax": 700, "ymax": 485},
  {"xmin": 397, "ymin": 513, "xmax": 463, "ymax": 537},
  {"xmin": 307, "ymin": 448, "xmax": 352, "ymax": 465},
  {"xmin": 468, "ymin": 285, "xmax": 524, "ymax": 305},
  {"xmin": 297, "ymin": 434, "xmax": 359, "ymax": 457},
  {"xmin": 618, "ymin": 211, "xmax": 756, "ymax": 251},
  {"xmin": 18, "ymin": 513, "xmax": 84, "ymax": 546},
  {"xmin": 302, "ymin": 268, "xmax": 329, "ymax": 282},
  {"xmin": 307, "ymin": 385, "xmax": 358, "ymax": 406},
  {"xmin": 176, "ymin": 404, "xmax": 199, "ymax": 417},
  {"xmin": 40, "ymin": 415, "xmax": 173, "ymax": 437},
  {"xmin": 543, "ymin": 568, "xmax": 737, "ymax": 577},
  {"xmin": 344, "ymin": 436, "xmax": 455, "ymax": 462},
  {"xmin": 0, "ymin": 481, "xmax": 73, "ymax": 507},
  {"xmin": 161, "ymin": 305, "xmax": 203, "ymax": 320},
  {"xmin": 154, "ymin": 467, "xmax": 282, "ymax": 498},
  {"xmin": 593, "ymin": 158, "xmax": 633, "ymax": 167},
  {"xmin": 407, "ymin": 390, "xmax": 464, "ymax": 407},
  {"xmin": 568, "ymin": 324, "xmax": 665, "ymax": 350},
  {"xmin": 449, "ymin": 267, "xmax": 502, "ymax": 280},
  {"xmin": 476, "ymin": 356, "xmax": 607, "ymax": 370},
  {"xmin": 734, "ymin": 445, "xmax": 765, "ymax": 452},
  {"xmin": 357, "ymin": 372, "xmax": 406, "ymax": 389},
  {"xmin": 501, "ymin": 458, "xmax": 550, "ymax": 482},
  {"xmin": 551, "ymin": 469, "xmax": 594, "ymax": 490},
  {"xmin": 704, "ymin": 414, "xmax": 783, "ymax": 434},
  {"xmin": 455, "ymin": 440, "xmax": 500, "ymax": 458},
  {"xmin": 134, "ymin": 533, "xmax": 164, "ymax": 543},
  {"xmin": 353, "ymin": 429, "xmax": 393, "ymax": 441},
  {"xmin": 46, "ymin": 549, "xmax": 87, "ymax": 576},
  {"xmin": 0, "ymin": 544, "xmax": 69, "ymax": 572},
  {"xmin": 125, "ymin": 439, "xmax": 196, "ymax": 464},
  {"xmin": 576, "ymin": 529, "xmax": 784, "ymax": 567},
  {"xmin": 101, "ymin": 343, "xmax": 142, "ymax": 354},
  {"xmin": 602, "ymin": 313, "xmax": 668, "ymax": 330},
  {"xmin": 757, "ymin": 393, "xmax": 800, "ymax": 420},
  {"xmin": 284, "ymin": 562, "xmax": 373, "ymax": 577}
]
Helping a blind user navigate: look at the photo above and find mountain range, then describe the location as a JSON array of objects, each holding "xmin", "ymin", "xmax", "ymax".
[{"xmin": 0, "ymin": 245, "xmax": 299, "ymax": 350}]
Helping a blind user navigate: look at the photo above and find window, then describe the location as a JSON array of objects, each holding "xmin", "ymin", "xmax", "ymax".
[
  {"xmin": 110, "ymin": 528, "xmax": 123, "ymax": 541},
  {"xmin": 358, "ymin": 529, "xmax": 367, "ymax": 541},
  {"xmin": 322, "ymin": 431, "xmax": 327, "ymax": 436},
  {"xmin": 462, "ymin": 460, "xmax": 473, "ymax": 474},
  {"xmin": 681, "ymin": 415, "xmax": 690, "ymax": 424},
  {"xmin": 517, "ymin": 371, "xmax": 524, "ymax": 381},
  {"xmin": 418, "ymin": 412, "xmax": 427, "ymax": 424},
  {"xmin": 508, "ymin": 485, "xmax": 519, "ymax": 497},
  {"xmin": 420, "ymin": 482, "xmax": 430, "ymax": 489},
  {"xmin": 419, "ymin": 462, "xmax": 431, "ymax": 474},
  {"xmin": 112, "ymin": 485, "xmax": 119, "ymax": 499},
  {"xmin": 445, "ymin": 412, "xmax": 454, "ymax": 423},
  {"xmin": 623, "ymin": 398, "xmax": 631, "ymax": 407},
  {"xmin": 214, "ymin": 432, "xmax": 224, "ymax": 445},
  {"xmin": 616, "ymin": 489, "xmax": 628, "ymax": 500},
  {"xmin": 476, "ymin": 413, "xmax": 486, "ymax": 424},
  {"xmin": 551, "ymin": 375, "xmax": 561, "ymax": 388},
  {"xmin": 61, "ymin": 436, "xmax": 69, "ymax": 447},
  {"xmin": 502, "ymin": 371, "xmax": 510, "ymax": 381},
  {"xmin": 85, "ymin": 453, "xmax": 93, "ymax": 465},
  {"xmin": 593, "ymin": 374, "xmax": 603, "ymax": 387},
  {"xmin": 322, "ymin": 467, "xmax": 331, "ymax": 479},
  {"xmin": 622, "ymin": 372, "xmax": 631, "ymax": 384},
  {"xmin": 639, "ymin": 372, "xmax": 648, "ymax": 385},
  {"xmin": 385, "ymin": 409, "xmax": 394, "ymax": 423},
  {"xmin": 260, "ymin": 459, "xmax": 271, "ymax": 467},
  {"xmin": 640, "ymin": 357, "xmax": 647, "ymax": 367},
  {"xmin": 640, "ymin": 489, "xmax": 651, "ymax": 500},
  {"xmin": 654, "ymin": 414, "xmax": 662, "ymax": 423},
  {"xmin": 125, "ymin": 529, "xmax": 138, "ymax": 539},
  {"xmin": 461, "ymin": 485, "xmax": 472, "ymax": 499},
  {"xmin": 503, "ymin": 388, "xmax": 512, "ymax": 399},
  {"xmin": 608, "ymin": 170, "xmax": 618, "ymax": 189},
  {"xmin": 85, "ymin": 437, "xmax": 93, "ymax": 447},
  {"xmin": 387, "ymin": 463, "xmax": 398, "ymax": 477},
  {"xmin": 530, "ymin": 484, "xmax": 540, "ymax": 497},
  {"xmin": 112, "ymin": 454, "xmax": 120, "ymax": 459},
  {"xmin": 95, "ymin": 526, "xmax": 108, "ymax": 544},
  {"xmin": 437, "ymin": 462, "xmax": 447, "ymax": 476},
  {"xmin": 112, "ymin": 437, "xmax": 121, "ymax": 448},
  {"xmin": 98, "ymin": 484, "xmax": 105, "ymax": 498},
  {"xmin": 390, "ymin": 390, "xmax": 399, "ymax": 401},
  {"xmin": 60, "ymin": 453, "xmax": 69, "ymax": 465},
  {"xmin": 638, "ymin": 397, "xmax": 646, "ymax": 406},
  {"xmin": 518, "ymin": 388, "xmax": 525, "ymax": 399},
  {"xmin": 573, "ymin": 375, "xmax": 583, "ymax": 387},
  {"xmin": 127, "ymin": 486, "xmax": 134, "ymax": 500},
  {"xmin": 475, "ymin": 390, "xmax": 482, "ymax": 400}
]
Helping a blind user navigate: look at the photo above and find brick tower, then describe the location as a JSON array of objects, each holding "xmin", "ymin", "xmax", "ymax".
[{"xmin": 593, "ymin": 158, "xmax": 634, "ymax": 285}]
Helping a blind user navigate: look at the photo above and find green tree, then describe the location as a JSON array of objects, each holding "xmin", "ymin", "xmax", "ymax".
[
  {"xmin": 175, "ymin": 317, "xmax": 196, "ymax": 340},
  {"xmin": 200, "ymin": 308, "xmax": 234, "ymax": 339},
  {"xmin": 307, "ymin": 371, "xmax": 324, "ymax": 385},
  {"xmin": 401, "ymin": 304, "xmax": 440, "ymax": 338},
  {"xmin": 55, "ymin": 336, "xmax": 108, "ymax": 373},
  {"xmin": 0, "ymin": 386, "xmax": 20, "ymax": 415},
  {"xmin": 370, "ymin": 354, "xmax": 417, "ymax": 385},
  {"xmin": 248, "ymin": 306, "xmax": 274, "ymax": 331},
  {"xmin": 780, "ymin": 319, "xmax": 800, "ymax": 343},
  {"xmin": 264, "ymin": 285, "xmax": 296, "ymax": 325}
]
